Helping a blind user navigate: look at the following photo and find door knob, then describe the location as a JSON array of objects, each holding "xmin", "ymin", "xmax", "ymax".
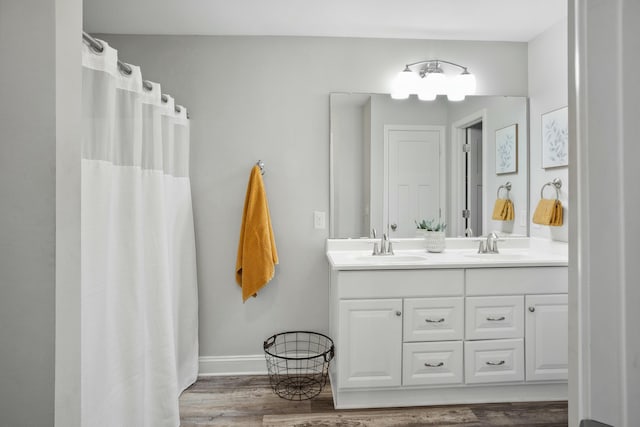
[
  {"xmin": 390, "ymin": 223, "xmax": 398, "ymax": 231},
  {"xmin": 528, "ymin": 306, "xmax": 535, "ymax": 313},
  {"xmin": 395, "ymin": 311, "xmax": 402, "ymax": 317}
]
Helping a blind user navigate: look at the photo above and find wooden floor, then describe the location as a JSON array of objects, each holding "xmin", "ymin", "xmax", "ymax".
[{"xmin": 179, "ymin": 376, "xmax": 568, "ymax": 426}]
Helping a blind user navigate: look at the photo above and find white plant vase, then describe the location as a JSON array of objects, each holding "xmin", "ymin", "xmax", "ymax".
[{"xmin": 424, "ymin": 231, "xmax": 446, "ymax": 253}]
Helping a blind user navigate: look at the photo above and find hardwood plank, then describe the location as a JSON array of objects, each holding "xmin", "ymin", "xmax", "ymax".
[
  {"xmin": 181, "ymin": 415, "xmax": 264, "ymax": 426},
  {"xmin": 307, "ymin": 388, "xmax": 334, "ymax": 413},
  {"xmin": 472, "ymin": 401, "xmax": 568, "ymax": 426},
  {"xmin": 184, "ymin": 375, "xmax": 272, "ymax": 393},
  {"xmin": 263, "ymin": 407, "xmax": 480, "ymax": 427},
  {"xmin": 180, "ymin": 388, "xmax": 310, "ymax": 418}
]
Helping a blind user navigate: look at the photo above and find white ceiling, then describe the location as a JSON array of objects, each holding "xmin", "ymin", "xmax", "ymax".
[{"xmin": 84, "ymin": 0, "xmax": 567, "ymax": 42}]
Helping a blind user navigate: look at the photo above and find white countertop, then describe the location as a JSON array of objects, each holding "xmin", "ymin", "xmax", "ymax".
[{"xmin": 326, "ymin": 237, "xmax": 568, "ymax": 270}]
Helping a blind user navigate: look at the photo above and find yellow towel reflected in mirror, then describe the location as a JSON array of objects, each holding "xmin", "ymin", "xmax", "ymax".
[{"xmin": 492, "ymin": 198, "xmax": 514, "ymax": 221}]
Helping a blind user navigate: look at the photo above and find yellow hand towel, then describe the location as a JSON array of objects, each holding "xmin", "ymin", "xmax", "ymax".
[
  {"xmin": 551, "ymin": 200, "xmax": 563, "ymax": 226},
  {"xmin": 236, "ymin": 165, "xmax": 279, "ymax": 302},
  {"xmin": 504, "ymin": 199, "xmax": 515, "ymax": 221},
  {"xmin": 533, "ymin": 199, "xmax": 563, "ymax": 226},
  {"xmin": 492, "ymin": 199, "xmax": 515, "ymax": 221},
  {"xmin": 492, "ymin": 199, "xmax": 507, "ymax": 220}
]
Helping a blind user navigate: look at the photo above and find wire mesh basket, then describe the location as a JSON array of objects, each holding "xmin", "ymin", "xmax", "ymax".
[{"xmin": 263, "ymin": 331, "xmax": 335, "ymax": 401}]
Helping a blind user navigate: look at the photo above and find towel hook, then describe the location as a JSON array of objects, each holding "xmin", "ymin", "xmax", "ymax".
[
  {"xmin": 540, "ymin": 178, "xmax": 562, "ymax": 200},
  {"xmin": 256, "ymin": 160, "xmax": 265, "ymax": 175},
  {"xmin": 496, "ymin": 182, "xmax": 512, "ymax": 199}
]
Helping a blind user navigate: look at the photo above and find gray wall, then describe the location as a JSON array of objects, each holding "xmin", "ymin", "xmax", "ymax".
[
  {"xmin": 98, "ymin": 35, "xmax": 528, "ymax": 359},
  {"xmin": 0, "ymin": 0, "xmax": 55, "ymax": 425},
  {"xmin": 529, "ymin": 20, "xmax": 568, "ymax": 241}
]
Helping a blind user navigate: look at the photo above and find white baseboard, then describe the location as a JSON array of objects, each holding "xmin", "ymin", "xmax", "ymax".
[{"xmin": 198, "ymin": 355, "xmax": 267, "ymax": 376}]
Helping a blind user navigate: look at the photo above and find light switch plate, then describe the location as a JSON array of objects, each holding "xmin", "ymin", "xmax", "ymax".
[{"xmin": 314, "ymin": 211, "xmax": 326, "ymax": 229}]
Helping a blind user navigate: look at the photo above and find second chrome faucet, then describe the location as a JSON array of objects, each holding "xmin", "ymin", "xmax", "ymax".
[
  {"xmin": 478, "ymin": 232, "xmax": 501, "ymax": 254},
  {"xmin": 371, "ymin": 228, "xmax": 394, "ymax": 256}
]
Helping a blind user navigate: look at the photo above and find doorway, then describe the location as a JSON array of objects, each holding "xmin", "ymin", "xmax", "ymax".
[
  {"xmin": 464, "ymin": 123, "xmax": 483, "ymax": 237},
  {"xmin": 451, "ymin": 109, "xmax": 487, "ymax": 237}
]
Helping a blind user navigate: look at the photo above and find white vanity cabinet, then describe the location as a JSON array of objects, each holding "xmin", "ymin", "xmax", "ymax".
[{"xmin": 328, "ymin": 265, "xmax": 568, "ymax": 409}]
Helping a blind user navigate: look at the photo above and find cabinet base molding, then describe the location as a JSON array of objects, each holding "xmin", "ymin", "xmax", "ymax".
[{"xmin": 329, "ymin": 372, "xmax": 567, "ymax": 409}]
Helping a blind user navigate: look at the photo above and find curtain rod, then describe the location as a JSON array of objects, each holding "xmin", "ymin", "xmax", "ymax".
[{"xmin": 82, "ymin": 31, "xmax": 188, "ymax": 117}]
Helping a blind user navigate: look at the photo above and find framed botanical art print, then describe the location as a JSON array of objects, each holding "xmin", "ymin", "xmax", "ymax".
[
  {"xmin": 542, "ymin": 106, "xmax": 568, "ymax": 168},
  {"xmin": 495, "ymin": 124, "xmax": 518, "ymax": 174}
]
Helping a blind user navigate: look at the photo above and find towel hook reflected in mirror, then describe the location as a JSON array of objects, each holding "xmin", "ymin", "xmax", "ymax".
[
  {"xmin": 497, "ymin": 182, "xmax": 512, "ymax": 199},
  {"xmin": 540, "ymin": 178, "xmax": 562, "ymax": 200}
]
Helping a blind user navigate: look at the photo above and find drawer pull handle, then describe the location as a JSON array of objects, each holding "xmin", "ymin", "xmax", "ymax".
[
  {"xmin": 395, "ymin": 311, "xmax": 402, "ymax": 317},
  {"xmin": 529, "ymin": 306, "xmax": 536, "ymax": 313},
  {"xmin": 424, "ymin": 362, "xmax": 444, "ymax": 367},
  {"xmin": 486, "ymin": 316, "xmax": 506, "ymax": 321},
  {"xmin": 486, "ymin": 360, "xmax": 506, "ymax": 366},
  {"xmin": 425, "ymin": 318, "xmax": 445, "ymax": 323}
]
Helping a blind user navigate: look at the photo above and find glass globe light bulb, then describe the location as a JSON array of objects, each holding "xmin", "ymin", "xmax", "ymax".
[
  {"xmin": 390, "ymin": 68, "xmax": 418, "ymax": 99},
  {"xmin": 426, "ymin": 69, "xmax": 447, "ymax": 95},
  {"xmin": 457, "ymin": 70, "xmax": 476, "ymax": 95}
]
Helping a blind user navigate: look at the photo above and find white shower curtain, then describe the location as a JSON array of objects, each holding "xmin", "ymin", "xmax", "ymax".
[{"xmin": 81, "ymin": 40, "xmax": 198, "ymax": 427}]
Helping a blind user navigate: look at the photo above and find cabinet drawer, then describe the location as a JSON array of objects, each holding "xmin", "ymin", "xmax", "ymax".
[
  {"xmin": 403, "ymin": 298, "xmax": 464, "ymax": 342},
  {"xmin": 403, "ymin": 341, "xmax": 463, "ymax": 386},
  {"xmin": 464, "ymin": 339, "xmax": 524, "ymax": 384},
  {"xmin": 465, "ymin": 296, "xmax": 524, "ymax": 340},
  {"xmin": 337, "ymin": 270, "xmax": 464, "ymax": 299},
  {"xmin": 466, "ymin": 267, "xmax": 568, "ymax": 295}
]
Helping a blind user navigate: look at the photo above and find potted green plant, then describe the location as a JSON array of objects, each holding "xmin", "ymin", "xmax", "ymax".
[{"xmin": 415, "ymin": 219, "xmax": 447, "ymax": 252}]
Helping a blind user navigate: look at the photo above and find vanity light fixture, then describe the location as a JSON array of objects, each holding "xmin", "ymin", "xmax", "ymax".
[{"xmin": 390, "ymin": 59, "xmax": 477, "ymax": 101}]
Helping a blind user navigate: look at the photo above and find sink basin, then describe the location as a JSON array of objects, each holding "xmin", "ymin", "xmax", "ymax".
[
  {"xmin": 353, "ymin": 254, "xmax": 428, "ymax": 263},
  {"xmin": 464, "ymin": 253, "xmax": 527, "ymax": 260}
]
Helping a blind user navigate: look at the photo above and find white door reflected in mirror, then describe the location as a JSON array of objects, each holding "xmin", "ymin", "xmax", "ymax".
[{"xmin": 384, "ymin": 125, "xmax": 445, "ymax": 238}]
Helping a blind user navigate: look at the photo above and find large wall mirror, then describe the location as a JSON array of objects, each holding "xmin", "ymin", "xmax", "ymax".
[{"xmin": 330, "ymin": 93, "xmax": 529, "ymax": 239}]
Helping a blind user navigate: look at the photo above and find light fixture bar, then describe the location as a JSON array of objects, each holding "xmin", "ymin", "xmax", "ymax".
[
  {"xmin": 390, "ymin": 58, "xmax": 476, "ymax": 101},
  {"xmin": 404, "ymin": 59, "xmax": 469, "ymax": 71}
]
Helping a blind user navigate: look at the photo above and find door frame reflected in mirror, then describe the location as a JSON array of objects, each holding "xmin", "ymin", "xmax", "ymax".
[{"xmin": 451, "ymin": 109, "xmax": 487, "ymax": 238}]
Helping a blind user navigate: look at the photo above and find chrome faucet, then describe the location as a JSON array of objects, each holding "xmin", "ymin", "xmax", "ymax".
[
  {"xmin": 372, "ymin": 231, "xmax": 394, "ymax": 256},
  {"xmin": 478, "ymin": 232, "xmax": 501, "ymax": 254}
]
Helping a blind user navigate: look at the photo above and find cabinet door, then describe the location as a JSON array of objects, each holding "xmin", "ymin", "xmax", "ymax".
[
  {"xmin": 525, "ymin": 294, "xmax": 568, "ymax": 381},
  {"xmin": 338, "ymin": 299, "xmax": 402, "ymax": 388}
]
